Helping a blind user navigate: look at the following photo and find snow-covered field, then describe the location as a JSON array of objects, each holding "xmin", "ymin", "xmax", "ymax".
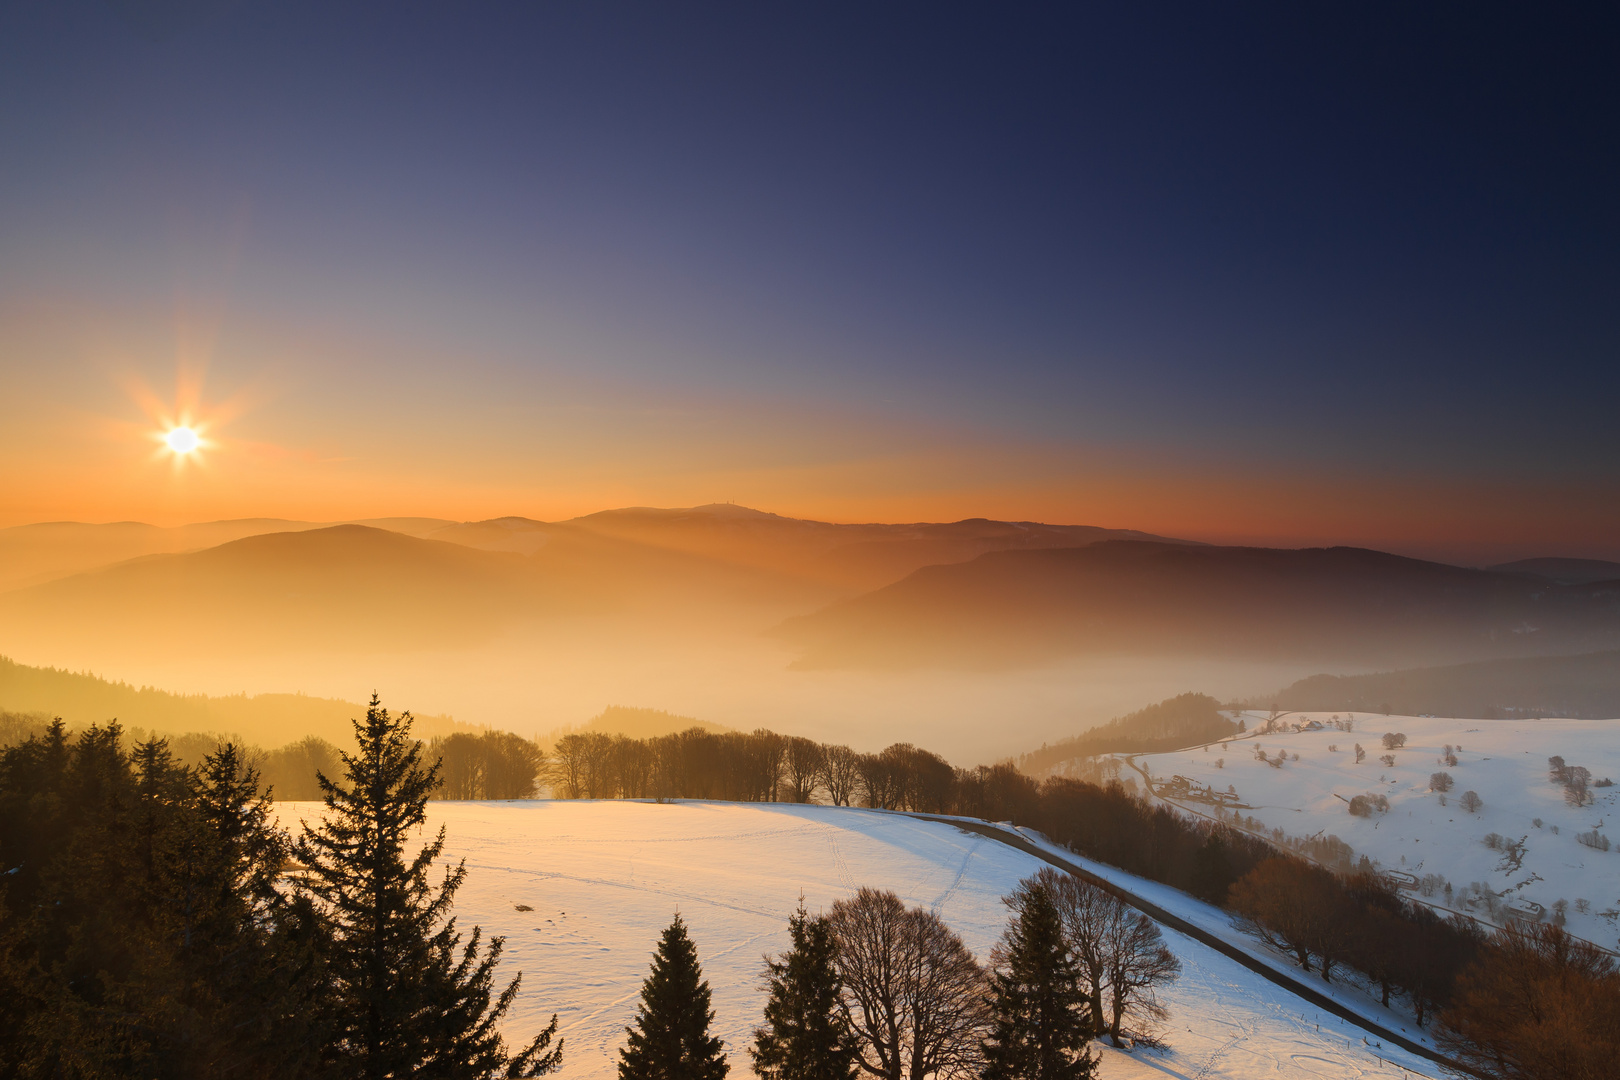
[
  {"xmin": 279, "ymin": 800, "xmax": 1441, "ymax": 1080},
  {"xmin": 1125, "ymin": 712, "xmax": 1620, "ymax": 949}
]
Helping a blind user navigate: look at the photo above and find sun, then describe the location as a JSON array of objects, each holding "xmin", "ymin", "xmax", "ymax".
[{"xmin": 164, "ymin": 426, "xmax": 201, "ymax": 455}]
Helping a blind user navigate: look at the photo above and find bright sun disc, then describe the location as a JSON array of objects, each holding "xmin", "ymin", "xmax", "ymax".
[{"xmin": 165, "ymin": 426, "xmax": 200, "ymax": 454}]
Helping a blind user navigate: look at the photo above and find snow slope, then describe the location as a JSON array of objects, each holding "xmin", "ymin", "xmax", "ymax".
[
  {"xmin": 1124, "ymin": 712, "xmax": 1620, "ymax": 949},
  {"xmin": 279, "ymin": 800, "xmax": 1441, "ymax": 1080}
]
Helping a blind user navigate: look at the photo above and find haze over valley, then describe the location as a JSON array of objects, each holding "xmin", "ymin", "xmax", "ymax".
[{"xmin": 4, "ymin": 504, "xmax": 1617, "ymax": 764}]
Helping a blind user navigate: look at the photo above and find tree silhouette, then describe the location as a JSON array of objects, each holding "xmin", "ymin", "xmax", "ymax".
[
  {"xmin": 752, "ymin": 903, "xmax": 856, "ymax": 1080},
  {"xmin": 297, "ymin": 694, "xmax": 560, "ymax": 1078},
  {"xmin": 827, "ymin": 888, "xmax": 988, "ymax": 1080},
  {"xmin": 982, "ymin": 882, "xmax": 1096, "ymax": 1080},
  {"xmin": 621, "ymin": 913, "xmax": 729, "ymax": 1080}
]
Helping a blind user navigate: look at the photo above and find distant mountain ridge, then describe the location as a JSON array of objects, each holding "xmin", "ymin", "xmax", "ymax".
[
  {"xmin": 554, "ymin": 503, "xmax": 1195, "ymax": 590},
  {"xmin": 0, "ymin": 521, "xmax": 832, "ymax": 660},
  {"xmin": 0, "ymin": 515, "xmax": 456, "ymax": 591},
  {"xmin": 0, "ymin": 504, "xmax": 1192, "ymax": 595},
  {"xmin": 1251, "ymin": 650, "xmax": 1620, "ymax": 719},
  {"xmin": 773, "ymin": 540, "xmax": 1620, "ymax": 670}
]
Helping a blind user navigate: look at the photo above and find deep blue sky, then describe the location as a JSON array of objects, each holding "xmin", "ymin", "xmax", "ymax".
[{"xmin": 1, "ymin": 3, "xmax": 1616, "ymax": 558}]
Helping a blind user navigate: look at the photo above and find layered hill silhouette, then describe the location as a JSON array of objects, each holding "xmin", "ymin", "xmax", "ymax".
[
  {"xmin": 12, "ymin": 506, "xmax": 1619, "ymax": 681},
  {"xmin": 1, "ymin": 504, "xmax": 1190, "ymax": 598},
  {"xmin": 772, "ymin": 541, "xmax": 1620, "ymax": 670},
  {"xmin": 0, "ymin": 526, "xmax": 541, "ymax": 654},
  {"xmin": 548, "ymin": 503, "xmax": 1193, "ymax": 591},
  {"xmin": 0, "ymin": 516, "xmax": 456, "ymax": 591},
  {"xmin": 0, "ymin": 521, "xmax": 827, "ymax": 658},
  {"xmin": 1253, "ymin": 649, "xmax": 1620, "ymax": 720}
]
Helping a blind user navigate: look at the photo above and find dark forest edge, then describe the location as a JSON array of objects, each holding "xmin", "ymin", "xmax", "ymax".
[{"xmin": 0, "ymin": 700, "xmax": 560, "ymax": 1079}]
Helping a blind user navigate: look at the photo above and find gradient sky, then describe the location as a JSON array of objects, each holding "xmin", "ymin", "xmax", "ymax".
[{"xmin": 2, "ymin": 3, "xmax": 1616, "ymax": 562}]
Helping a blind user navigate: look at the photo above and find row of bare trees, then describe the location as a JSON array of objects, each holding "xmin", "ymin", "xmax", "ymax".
[
  {"xmin": 1227, "ymin": 857, "xmax": 1473, "ymax": 1021},
  {"xmin": 429, "ymin": 730, "xmax": 548, "ymax": 799},
  {"xmin": 549, "ymin": 728, "xmax": 964, "ymax": 811},
  {"xmin": 260, "ymin": 722, "xmax": 1033, "ymax": 815}
]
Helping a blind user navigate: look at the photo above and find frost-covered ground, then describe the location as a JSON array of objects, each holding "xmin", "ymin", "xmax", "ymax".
[
  {"xmin": 1123, "ymin": 712, "xmax": 1620, "ymax": 949},
  {"xmin": 279, "ymin": 800, "xmax": 1441, "ymax": 1080}
]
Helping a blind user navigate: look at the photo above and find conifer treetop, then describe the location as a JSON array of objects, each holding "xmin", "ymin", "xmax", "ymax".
[
  {"xmin": 295, "ymin": 694, "xmax": 561, "ymax": 1079},
  {"xmin": 621, "ymin": 913, "xmax": 728, "ymax": 1080}
]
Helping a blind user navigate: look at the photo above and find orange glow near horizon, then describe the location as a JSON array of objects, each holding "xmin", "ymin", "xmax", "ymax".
[{"xmin": 0, "ymin": 307, "xmax": 1615, "ymax": 566}]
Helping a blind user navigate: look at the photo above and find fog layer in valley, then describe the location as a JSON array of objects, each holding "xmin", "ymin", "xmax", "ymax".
[{"xmin": 3, "ymin": 504, "xmax": 1612, "ymax": 763}]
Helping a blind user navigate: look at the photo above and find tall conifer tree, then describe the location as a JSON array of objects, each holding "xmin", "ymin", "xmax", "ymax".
[
  {"xmin": 751, "ymin": 904, "xmax": 856, "ymax": 1080},
  {"xmin": 620, "ymin": 914, "xmax": 729, "ymax": 1080},
  {"xmin": 981, "ymin": 883, "xmax": 1095, "ymax": 1080},
  {"xmin": 297, "ymin": 694, "xmax": 561, "ymax": 1079}
]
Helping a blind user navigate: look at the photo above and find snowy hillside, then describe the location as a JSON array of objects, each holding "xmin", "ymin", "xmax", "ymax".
[
  {"xmin": 278, "ymin": 800, "xmax": 1442, "ymax": 1080},
  {"xmin": 1117, "ymin": 712, "xmax": 1620, "ymax": 950}
]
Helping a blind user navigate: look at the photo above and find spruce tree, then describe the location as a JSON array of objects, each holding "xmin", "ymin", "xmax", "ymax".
[
  {"xmin": 751, "ymin": 904, "xmax": 856, "ymax": 1080},
  {"xmin": 297, "ymin": 694, "xmax": 561, "ymax": 1079},
  {"xmin": 621, "ymin": 914, "xmax": 729, "ymax": 1080},
  {"xmin": 981, "ymin": 883, "xmax": 1095, "ymax": 1080}
]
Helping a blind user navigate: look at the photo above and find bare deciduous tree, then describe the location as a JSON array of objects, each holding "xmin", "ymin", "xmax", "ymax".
[
  {"xmin": 1564, "ymin": 765, "xmax": 1593, "ymax": 807},
  {"xmin": 1017, "ymin": 868, "xmax": 1180, "ymax": 1047},
  {"xmin": 550, "ymin": 732, "xmax": 591, "ymax": 798},
  {"xmin": 784, "ymin": 736, "xmax": 825, "ymax": 803},
  {"xmin": 1101, "ymin": 912, "xmax": 1180, "ymax": 1046},
  {"xmin": 856, "ymin": 753, "xmax": 901, "ymax": 810},
  {"xmin": 819, "ymin": 745, "xmax": 861, "ymax": 807},
  {"xmin": 613, "ymin": 735, "xmax": 656, "ymax": 799},
  {"xmin": 748, "ymin": 728, "xmax": 788, "ymax": 802},
  {"xmin": 827, "ymin": 888, "xmax": 989, "ymax": 1080},
  {"xmin": 1021, "ymin": 868, "xmax": 1117, "ymax": 1032}
]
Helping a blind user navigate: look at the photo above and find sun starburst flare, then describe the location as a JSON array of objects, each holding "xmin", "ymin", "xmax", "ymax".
[{"xmin": 164, "ymin": 426, "xmax": 201, "ymax": 455}]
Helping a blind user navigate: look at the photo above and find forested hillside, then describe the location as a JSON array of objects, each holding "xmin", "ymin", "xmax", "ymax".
[
  {"xmin": 0, "ymin": 654, "xmax": 466, "ymax": 746},
  {"xmin": 1016, "ymin": 693, "xmax": 1237, "ymax": 777}
]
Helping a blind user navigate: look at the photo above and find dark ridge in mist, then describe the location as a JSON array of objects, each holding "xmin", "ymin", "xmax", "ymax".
[
  {"xmin": 1487, "ymin": 557, "xmax": 1620, "ymax": 586},
  {"xmin": 773, "ymin": 541, "xmax": 1620, "ymax": 671},
  {"xmin": 557, "ymin": 503, "xmax": 1198, "ymax": 591},
  {"xmin": 1252, "ymin": 650, "xmax": 1620, "ymax": 720}
]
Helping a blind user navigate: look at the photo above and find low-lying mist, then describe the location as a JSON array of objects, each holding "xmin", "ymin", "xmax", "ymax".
[
  {"xmin": 6, "ymin": 505, "xmax": 1608, "ymax": 763},
  {"xmin": 0, "ymin": 621, "xmax": 1320, "ymax": 765}
]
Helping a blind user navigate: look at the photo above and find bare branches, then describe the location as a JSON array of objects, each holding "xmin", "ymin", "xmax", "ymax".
[
  {"xmin": 1017, "ymin": 868, "xmax": 1180, "ymax": 1047},
  {"xmin": 827, "ymin": 888, "xmax": 990, "ymax": 1080},
  {"xmin": 820, "ymin": 745, "xmax": 861, "ymax": 808}
]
